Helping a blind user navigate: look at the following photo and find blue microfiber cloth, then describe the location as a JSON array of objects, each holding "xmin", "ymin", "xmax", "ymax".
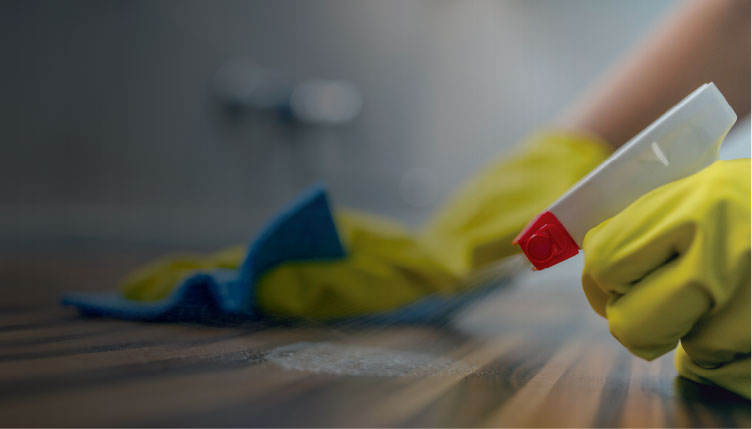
[{"xmin": 61, "ymin": 185, "xmax": 504, "ymax": 324}]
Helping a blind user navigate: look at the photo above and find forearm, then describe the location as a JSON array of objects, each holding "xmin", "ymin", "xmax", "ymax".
[{"xmin": 559, "ymin": 0, "xmax": 750, "ymax": 150}]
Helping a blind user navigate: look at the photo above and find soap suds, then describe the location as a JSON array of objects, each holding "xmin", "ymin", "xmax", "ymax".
[{"xmin": 266, "ymin": 342, "xmax": 476, "ymax": 377}]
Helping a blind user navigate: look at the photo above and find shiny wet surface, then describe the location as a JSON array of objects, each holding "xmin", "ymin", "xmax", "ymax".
[{"xmin": 0, "ymin": 249, "xmax": 748, "ymax": 427}]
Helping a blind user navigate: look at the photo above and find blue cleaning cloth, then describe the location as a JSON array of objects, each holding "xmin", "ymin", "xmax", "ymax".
[{"xmin": 61, "ymin": 185, "xmax": 504, "ymax": 324}]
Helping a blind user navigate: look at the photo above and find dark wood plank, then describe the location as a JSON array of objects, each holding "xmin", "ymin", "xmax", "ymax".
[{"xmin": 0, "ymin": 251, "xmax": 748, "ymax": 427}]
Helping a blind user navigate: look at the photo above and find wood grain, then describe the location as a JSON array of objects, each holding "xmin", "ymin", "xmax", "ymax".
[{"xmin": 0, "ymin": 250, "xmax": 748, "ymax": 427}]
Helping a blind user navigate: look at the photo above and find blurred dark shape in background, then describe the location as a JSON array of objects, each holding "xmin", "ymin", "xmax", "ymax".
[
  {"xmin": 0, "ymin": 0, "xmax": 680, "ymax": 253},
  {"xmin": 212, "ymin": 57, "xmax": 362, "ymax": 124}
]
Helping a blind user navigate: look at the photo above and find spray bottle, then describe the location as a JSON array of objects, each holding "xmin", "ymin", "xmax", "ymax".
[{"xmin": 513, "ymin": 83, "xmax": 737, "ymax": 270}]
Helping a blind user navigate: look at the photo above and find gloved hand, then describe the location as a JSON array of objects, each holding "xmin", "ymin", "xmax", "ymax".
[
  {"xmin": 255, "ymin": 210, "xmax": 459, "ymax": 319},
  {"xmin": 422, "ymin": 130, "xmax": 610, "ymax": 274},
  {"xmin": 259, "ymin": 130, "xmax": 611, "ymax": 319},
  {"xmin": 121, "ymin": 210, "xmax": 460, "ymax": 319},
  {"xmin": 582, "ymin": 159, "xmax": 751, "ymax": 398},
  {"xmin": 121, "ymin": 130, "xmax": 610, "ymax": 319}
]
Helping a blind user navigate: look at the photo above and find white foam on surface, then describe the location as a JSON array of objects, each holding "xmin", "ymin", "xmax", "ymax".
[{"xmin": 266, "ymin": 342, "xmax": 476, "ymax": 377}]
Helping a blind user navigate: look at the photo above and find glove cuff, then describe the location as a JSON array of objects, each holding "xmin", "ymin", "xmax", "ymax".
[{"xmin": 520, "ymin": 128, "xmax": 613, "ymax": 163}]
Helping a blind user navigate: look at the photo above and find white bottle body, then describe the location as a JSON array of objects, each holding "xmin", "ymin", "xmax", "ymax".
[{"xmin": 550, "ymin": 83, "xmax": 737, "ymax": 246}]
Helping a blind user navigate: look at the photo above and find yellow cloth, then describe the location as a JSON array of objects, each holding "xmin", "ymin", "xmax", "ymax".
[
  {"xmin": 422, "ymin": 130, "xmax": 610, "ymax": 274},
  {"xmin": 582, "ymin": 159, "xmax": 751, "ymax": 398},
  {"xmin": 121, "ymin": 130, "xmax": 610, "ymax": 319}
]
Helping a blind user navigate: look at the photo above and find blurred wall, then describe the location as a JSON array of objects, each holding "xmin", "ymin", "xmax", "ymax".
[{"xmin": 1, "ymin": 0, "xmax": 683, "ymax": 249}]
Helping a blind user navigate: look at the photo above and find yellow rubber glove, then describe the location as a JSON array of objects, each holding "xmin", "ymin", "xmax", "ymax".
[
  {"xmin": 122, "ymin": 130, "xmax": 609, "ymax": 319},
  {"xmin": 121, "ymin": 246, "xmax": 246, "ymax": 302},
  {"xmin": 582, "ymin": 159, "xmax": 751, "ymax": 398},
  {"xmin": 422, "ymin": 130, "xmax": 611, "ymax": 274},
  {"xmin": 121, "ymin": 210, "xmax": 459, "ymax": 319},
  {"xmin": 255, "ymin": 210, "xmax": 459, "ymax": 319}
]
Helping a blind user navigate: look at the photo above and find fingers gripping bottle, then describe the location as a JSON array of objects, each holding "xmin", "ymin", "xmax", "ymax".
[{"xmin": 514, "ymin": 83, "xmax": 737, "ymax": 270}]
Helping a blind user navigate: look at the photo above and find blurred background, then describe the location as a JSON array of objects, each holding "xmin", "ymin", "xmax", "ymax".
[{"xmin": 4, "ymin": 0, "xmax": 745, "ymax": 253}]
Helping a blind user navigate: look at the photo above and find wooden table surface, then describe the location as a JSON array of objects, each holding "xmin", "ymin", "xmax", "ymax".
[{"xmin": 0, "ymin": 248, "xmax": 749, "ymax": 427}]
